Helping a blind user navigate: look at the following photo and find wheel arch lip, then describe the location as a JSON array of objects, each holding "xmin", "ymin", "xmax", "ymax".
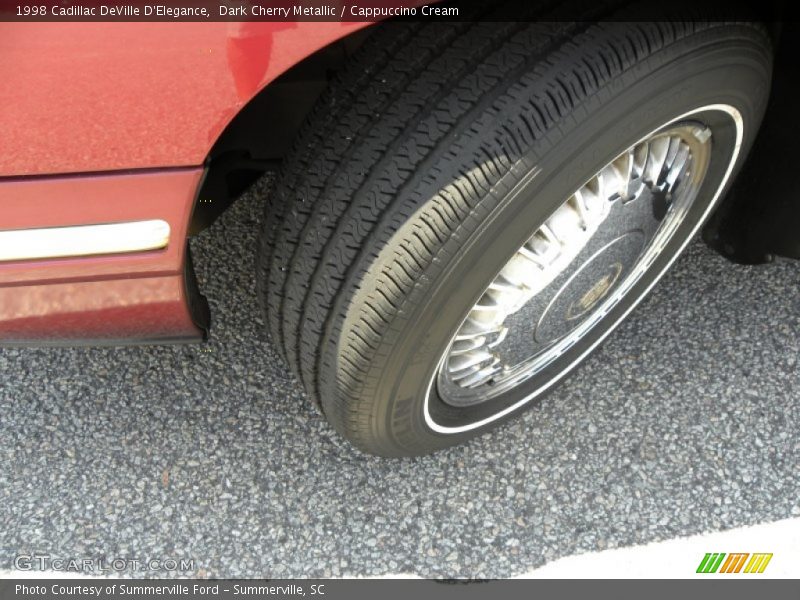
[{"xmin": 423, "ymin": 104, "xmax": 744, "ymax": 435}]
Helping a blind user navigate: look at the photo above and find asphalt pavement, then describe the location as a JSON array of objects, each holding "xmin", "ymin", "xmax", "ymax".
[{"xmin": 1, "ymin": 176, "xmax": 798, "ymax": 578}]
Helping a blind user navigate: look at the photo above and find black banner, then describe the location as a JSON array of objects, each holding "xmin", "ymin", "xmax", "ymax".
[{"xmin": 0, "ymin": 0, "xmax": 787, "ymax": 22}]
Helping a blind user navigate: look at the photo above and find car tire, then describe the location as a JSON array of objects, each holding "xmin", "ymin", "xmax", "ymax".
[{"xmin": 256, "ymin": 20, "xmax": 772, "ymax": 456}]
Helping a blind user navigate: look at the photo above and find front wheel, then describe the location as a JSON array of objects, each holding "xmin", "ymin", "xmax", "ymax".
[{"xmin": 257, "ymin": 21, "xmax": 772, "ymax": 456}]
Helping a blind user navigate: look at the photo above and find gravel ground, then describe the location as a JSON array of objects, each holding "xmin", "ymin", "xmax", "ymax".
[{"xmin": 1, "ymin": 177, "xmax": 798, "ymax": 578}]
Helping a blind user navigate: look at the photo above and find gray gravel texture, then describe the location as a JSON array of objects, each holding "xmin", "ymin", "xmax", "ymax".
[{"xmin": 1, "ymin": 176, "xmax": 798, "ymax": 579}]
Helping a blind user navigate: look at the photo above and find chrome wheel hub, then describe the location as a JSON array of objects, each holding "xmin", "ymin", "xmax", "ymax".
[{"xmin": 437, "ymin": 123, "xmax": 713, "ymax": 406}]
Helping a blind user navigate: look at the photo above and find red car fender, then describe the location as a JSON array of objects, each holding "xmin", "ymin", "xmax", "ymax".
[
  {"xmin": 0, "ymin": 21, "xmax": 370, "ymax": 343},
  {"xmin": 0, "ymin": 21, "xmax": 369, "ymax": 176}
]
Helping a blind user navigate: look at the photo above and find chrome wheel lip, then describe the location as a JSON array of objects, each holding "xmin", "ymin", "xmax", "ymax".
[{"xmin": 424, "ymin": 104, "xmax": 744, "ymax": 435}]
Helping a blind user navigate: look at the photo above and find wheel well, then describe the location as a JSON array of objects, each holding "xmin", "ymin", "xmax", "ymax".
[
  {"xmin": 702, "ymin": 21, "xmax": 800, "ymax": 263},
  {"xmin": 189, "ymin": 25, "xmax": 373, "ymax": 234}
]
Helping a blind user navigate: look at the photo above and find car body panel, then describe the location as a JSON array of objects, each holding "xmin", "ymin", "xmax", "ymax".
[
  {"xmin": 0, "ymin": 169, "xmax": 200, "ymax": 284},
  {"xmin": 0, "ymin": 21, "xmax": 367, "ymax": 177},
  {"xmin": 0, "ymin": 20, "xmax": 369, "ymax": 344},
  {"xmin": 0, "ymin": 275, "xmax": 199, "ymax": 343},
  {"xmin": 0, "ymin": 168, "xmax": 205, "ymax": 342}
]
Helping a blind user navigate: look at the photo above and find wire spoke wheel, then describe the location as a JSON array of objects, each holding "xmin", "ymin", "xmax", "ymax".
[{"xmin": 436, "ymin": 123, "xmax": 712, "ymax": 406}]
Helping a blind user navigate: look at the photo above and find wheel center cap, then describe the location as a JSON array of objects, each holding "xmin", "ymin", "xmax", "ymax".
[
  {"xmin": 534, "ymin": 231, "xmax": 644, "ymax": 344},
  {"xmin": 567, "ymin": 262, "xmax": 623, "ymax": 321}
]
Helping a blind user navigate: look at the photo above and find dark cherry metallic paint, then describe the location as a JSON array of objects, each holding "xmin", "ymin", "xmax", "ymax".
[
  {"xmin": 0, "ymin": 22, "xmax": 366, "ymax": 176},
  {"xmin": 0, "ymin": 169, "xmax": 204, "ymax": 342},
  {"xmin": 0, "ymin": 276, "xmax": 200, "ymax": 343},
  {"xmin": 0, "ymin": 169, "xmax": 201, "ymax": 285},
  {"xmin": 0, "ymin": 22, "xmax": 368, "ymax": 343}
]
